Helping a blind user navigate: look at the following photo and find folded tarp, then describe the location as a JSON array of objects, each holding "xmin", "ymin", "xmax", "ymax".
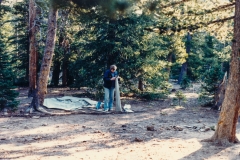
[{"xmin": 43, "ymin": 96, "xmax": 97, "ymax": 111}]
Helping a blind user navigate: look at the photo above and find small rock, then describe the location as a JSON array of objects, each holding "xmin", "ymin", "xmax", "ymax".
[
  {"xmin": 205, "ymin": 127, "xmax": 210, "ymax": 131},
  {"xmin": 171, "ymin": 89, "xmax": 176, "ymax": 92},
  {"xmin": 33, "ymin": 136, "xmax": 42, "ymax": 140},
  {"xmin": 42, "ymin": 123, "xmax": 48, "ymax": 126},
  {"xmin": 172, "ymin": 126, "xmax": 183, "ymax": 131},
  {"xmin": 122, "ymin": 125, "xmax": 127, "ymax": 127},
  {"xmin": 147, "ymin": 126, "xmax": 155, "ymax": 131},
  {"xmin": 193, "ymin": 126, "xmax": 198, "ymax": 129},
  {"xmin": 19, "ymin": 109, "xmax": 24, "ymax": 114},
  {"xmin": 134, "ymin": 137, "xmax": 143, "ymax": 142}
]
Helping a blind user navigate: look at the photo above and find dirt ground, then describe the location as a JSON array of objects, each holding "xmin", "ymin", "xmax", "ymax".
[{"xmin": 1, "ymin": 85, "xmax": 240, "ymax": 160}]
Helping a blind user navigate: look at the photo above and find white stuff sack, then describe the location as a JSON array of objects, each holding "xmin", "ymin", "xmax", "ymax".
[{"xmin": 115, "ymin": 77, "xmax": 122, "ymax": 112}]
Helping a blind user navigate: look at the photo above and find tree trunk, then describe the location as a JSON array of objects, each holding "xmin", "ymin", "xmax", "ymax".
[
  {"xmin": 178, "ymin": 62, "xmax": 187, "ymax": 84},
  {"xmin": 58, "ymin": 9, "xmax": 71, "ymax": 87},
  {"xmin": 62, "ymin": 56, "xmax": 68, "ymax": 86},
  {"xmin": 32, "ymin": 5, "xmax": 58, "ymax": 110},
  {"xmin": 166, "ymin": 52, "xmax": 172, "ymax": 81},
  {"xmin": 28, "ymin": 0, "xmax": 37, "ymax": 96},
  {"xmin": 138, "ymin": 79, "xmax": 143, "ymax": 91},
  {"xmin": 204, "ymin": 1, "xmax": 240, "ymax": 145},
  {"xmin": 51, "ymin": 61, "xmax": 61, "ymax": 86},
  {"xmin": 178, "ymin": 32, "xmax": 191, "ymax": 84}
]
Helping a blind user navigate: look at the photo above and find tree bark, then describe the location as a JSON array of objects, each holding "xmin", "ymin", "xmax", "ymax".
[
  {"xmin": 32, "ymin": 5, "xmax": 58, "ymax": 110},
  {"xmin": 138, "ymin": 79, "xmax": 143, "ymax": 91},
  {"xmin": 28, "ymin": 0, "xmax": 38, "ymax": 96},
  {"xmin": 166, "ymin": 52, "xmax": 173, "ymax": 81},
  {"xmin": 204, "ymin": 1, "xmax": 240, "ymax": 145}
]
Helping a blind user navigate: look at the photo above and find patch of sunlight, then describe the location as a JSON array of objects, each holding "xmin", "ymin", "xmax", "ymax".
[
  {"xmin": 175, "ymin": 105, "xmax": 185, "ymax": 110},
  {"xmin": 14, "ymin": 124, "xmax": 76, "ymax": 136},
  {"xmin": 237, "ymin": 133, "xmax": 240, "ymax": 138},
  {"xmin": 65, "ymin": 138, "xmax": 203, "ymax": 160},
  {"xmin": 138, "ymin": 138, "xmax": 202, "ymax": 160},
  {"xmin": 184, "ymin": 93, "xmax": 199, "ymax": 98},
  {"xmin": 0, "ymin": 117, "xmax": 12, "ymax": 123},
  {"xmin": 169, "ymin": 93, "xmax": 176, "ymax": 98},
  {"xmin": 161, "ymin": 108, "xmax": 177, "ymax": 115},
  {"xmin": 1, "ymin": 132, "xmax": 116, "ymax": 160}
]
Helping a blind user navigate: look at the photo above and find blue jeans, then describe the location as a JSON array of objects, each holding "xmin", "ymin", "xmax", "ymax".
[{"xmin": 104, "ymin": 87, "xmax": 115, "ymax": 111}]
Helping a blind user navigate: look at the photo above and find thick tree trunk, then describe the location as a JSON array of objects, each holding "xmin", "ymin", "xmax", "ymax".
[
  {"xmin": 204, "ymin": 1, "xmax": 240, "ymax": 145},
  {"xmin": 28, "ymin": 0, "xmax": 37, "ymax": 96},
  {"xmin": 178, "ymin": 32, "xmax": 191, "ymax": 84},
  {"xmin": 32, "ymin": 5, "xmax": 58, "ymax": 110}
]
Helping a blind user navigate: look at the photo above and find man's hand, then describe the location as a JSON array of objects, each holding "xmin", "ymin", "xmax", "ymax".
[{"xmin": 111, "ymin": 77, "xmax": 116, "ymax": 80}]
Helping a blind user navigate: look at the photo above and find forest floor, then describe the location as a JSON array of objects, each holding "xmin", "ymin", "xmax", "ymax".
[{"xmin": 1, "ymin": 84, "xmax": 240, "ymax": 160}]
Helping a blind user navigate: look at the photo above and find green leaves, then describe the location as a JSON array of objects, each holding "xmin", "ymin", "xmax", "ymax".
[
  {"xmin": 51, "ymin": 0, "xmax": 131, "ymax": 17},
  {"xmin": 0, "ymin": 34, "xmax": 19, "ymax": 110}
]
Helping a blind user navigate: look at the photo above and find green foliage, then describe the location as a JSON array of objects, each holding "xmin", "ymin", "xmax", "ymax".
[
  {"xmin": 180, "ymin": 76, "xmax": 191, "ymax": 89},
  {"xmin": 0, "ymin": 2, "xmax": 19, "ymax": 111},
  {"xmin": 0, "ymin": 34, "xmax": 19, "ymax": 111},
  {"xmin": 171, "ymin": 33, "xmax": 231, "ymax": 82},
  {"xmin": 198, "ymin": 91, "xmax": 214, "ymax": 106},
  {"xmin": 198, "ymin": 65, "xmax": 224, "ymax": 106},
  {"xmin": 138, "ymin": 91, "xmax": 168, "ymax": 100},
  {"xmin": 51, "ymin": 0, "xmax": 131, "ymax": 17},
  {"xmin": 9, "ymin": 0, "xmax": 29, "ymax": 84},
  {"xmin": 0, "ymin": 4, "xmax": 11, "ymax": 20},
  {"xmin": 175, "ymin": 90, "xmax": 186, "ymax": 106},
  {"xmin": 201, "ymin": 65, "xmax": 224, "ymax": 94},
  {"xmin": 70, "ymin": 11, "xmax": 174, "ymax": 96}
]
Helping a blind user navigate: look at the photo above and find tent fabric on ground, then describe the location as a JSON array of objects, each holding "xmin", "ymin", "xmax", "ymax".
[{"xmin": 43, "ymin": 96, "xmax": 97, "ymax": 111}]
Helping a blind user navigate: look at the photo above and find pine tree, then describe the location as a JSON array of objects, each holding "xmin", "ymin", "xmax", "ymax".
[
  {"xmin": 0, "ymin": 3, "xmax": 19, "ymax": 111},
  {"xmin": 0, "ymin": 33, "xmax": 19, "ymax": 111}
]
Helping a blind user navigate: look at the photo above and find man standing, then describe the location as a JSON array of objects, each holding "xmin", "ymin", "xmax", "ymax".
[{"xmin": 103, "ymin": 65, "xmax": 118, "ymax": 111}]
